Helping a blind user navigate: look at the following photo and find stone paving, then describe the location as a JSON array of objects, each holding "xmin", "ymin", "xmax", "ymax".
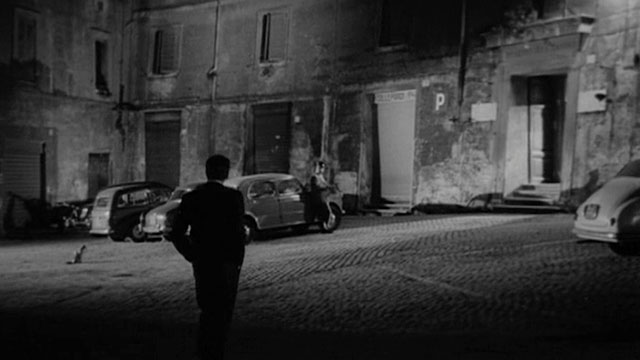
[{"xmin": 1, "ymin": 213, "xmax": 640, "ymax": 359}]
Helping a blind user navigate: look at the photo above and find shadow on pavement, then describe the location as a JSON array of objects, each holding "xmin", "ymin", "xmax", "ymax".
[{"xmin": 3, "ymin": 313, "xmax": 639, "ymax": 360}]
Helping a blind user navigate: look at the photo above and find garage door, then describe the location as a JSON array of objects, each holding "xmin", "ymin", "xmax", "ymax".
[
  {"xmin": 145, "ymin": 113, "xmax": 181, "ymax": 188},
  {"xmin": 375, "ymin": 90, "xmax": 416, "ymax": 203},
  {"xmin": 253, "ymin": 103, "xmax": 291, "ymax": 173},
  {"xmin": 4, "ymin": 138, "xmax": 41, "ymax": 199}
]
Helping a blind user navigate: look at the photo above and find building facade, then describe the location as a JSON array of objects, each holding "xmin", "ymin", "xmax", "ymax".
[
  {"xmin": 0, "ymin": 0, "xmax": 134, "ymax": 235},
  {"xmin": 1, "ymin": 0, "xmax": 639, "ymax": 235}
]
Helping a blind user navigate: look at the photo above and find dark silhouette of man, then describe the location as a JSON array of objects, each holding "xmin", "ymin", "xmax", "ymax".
[{"xmin": 165, "ymin": 154, "xmax": 245, "ymax": 360}]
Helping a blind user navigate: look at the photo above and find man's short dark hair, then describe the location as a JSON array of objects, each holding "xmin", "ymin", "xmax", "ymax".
[{"xmin": 206, "ymin": 154, "xmax": 231, "ymax": 180}]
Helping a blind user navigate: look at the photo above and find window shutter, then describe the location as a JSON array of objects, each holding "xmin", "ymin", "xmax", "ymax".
[
  {"xmin": 159, "ymin": 28, "xmax": 178, "ymax": 73},
  {"xmin": 16, "ymin": 15, "xmax": 36, "ymax": 61},
  {"xmin": 267, "ymin": 12, "xmax": 287, "ymax": 61},
  {"xmin": 152, "ymin": 27, "xmax": 180, "ymax": 74}
]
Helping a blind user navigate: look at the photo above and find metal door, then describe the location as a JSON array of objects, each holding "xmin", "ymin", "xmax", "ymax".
[
  {"xmin": 375, "ymin": 90, "xmax": 416, "ymax": 203},
  {"xmin": 145, "ymin": 113, "xmax": 181, "ymax": 188},
  {"xmin": 252, "ymin": 103, "xmax": 291, "ymax": 174}
]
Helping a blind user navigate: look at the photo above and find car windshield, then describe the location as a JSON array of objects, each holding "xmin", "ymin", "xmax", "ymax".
[{"xmin": 616, "ymin": 160, "xmax": 640, "ymax": 178}]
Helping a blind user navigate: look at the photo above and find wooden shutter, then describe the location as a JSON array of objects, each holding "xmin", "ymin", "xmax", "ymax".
[
  {"xmin": 153, "ymin": 27, "xmax": 179, "ymax": 74},
  {"xmin": 267, "ymin": 12, "xmax": 287, "ymax": 61}
]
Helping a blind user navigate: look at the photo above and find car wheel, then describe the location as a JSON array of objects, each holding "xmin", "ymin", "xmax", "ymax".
[
  {"xmin": 243, "ymin": 218, "xmax": 257, "ymax": 245},
  {"xmin": 320, "ymin": 204, "xmax": 342, "ymax": 233},
  {"xmin": 609, "ymin": 243, "xmax": 640, "ymax": 256},
  {"xmin": 130, "ymin": 223, "xmax": 147, "ymax": 243}
]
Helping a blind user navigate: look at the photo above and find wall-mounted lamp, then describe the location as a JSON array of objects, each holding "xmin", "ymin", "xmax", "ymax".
[{"xmin": 594, "ymin": 92, "xmax": 611, "ymax": 103}]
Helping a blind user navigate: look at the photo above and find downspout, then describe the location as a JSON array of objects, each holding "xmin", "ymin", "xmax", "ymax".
[
  {"xmin": 455, "ymin": 0, "xmax": 468, "ymax": 203},
  {"xmin": 210, "ymin": 0, "xmax": 221, "ymax": 101},
  {"xmin": 208, "ymin": 0, "xmax": 222, "ymax": 156}
]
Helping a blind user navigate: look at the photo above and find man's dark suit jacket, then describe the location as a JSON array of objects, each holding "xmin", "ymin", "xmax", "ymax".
[{"xmin": 166, "ymin": 181, "xmax": 245, "ymax": 265}]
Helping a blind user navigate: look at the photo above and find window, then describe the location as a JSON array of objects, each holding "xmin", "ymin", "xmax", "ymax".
[
  {"xmin": 151, "ymin": 27, "xmax": 180, "ymax": 75},
  {"xmin": 95, "ymin": 40, "xmax": 110, "ymax": 95},
  {"xmin": 248, "ymin": 181, "xmax": 276, "ymax": 199},
  {"xmin": 278, "ymin": 179, "xmax": 303, "ymax": 196},
  {"xmin": 13, "ymin": 9, "xmax": 37, "ymax": 81},
  {"xmin": 116, "ymin": 189, "xmax": 149, "ymax": 208},
  {"xmin": 379, "ymin": 0, "xmax": 411, "ymax": 48},
  {"xmin": 259, "ymin": 11, "xmax": 288, "ymax": 63}
]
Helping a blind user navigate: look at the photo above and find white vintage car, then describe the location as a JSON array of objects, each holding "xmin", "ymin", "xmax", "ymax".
[{"xmin": 573, "ymin": 160, "xmax": 640, "ymax": 255}]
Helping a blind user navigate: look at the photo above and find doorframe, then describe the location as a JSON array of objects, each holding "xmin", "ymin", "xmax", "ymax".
[
  {"xmin": 496, "ymin": 65, "xmax": 579, "ymax": 198},
  {"xmin": 369, "ymin": 88, "xmax": 418, "ymax": 205}
]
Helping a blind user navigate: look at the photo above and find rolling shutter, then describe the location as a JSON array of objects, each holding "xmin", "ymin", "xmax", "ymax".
[
  {"xmin": 253, "ymin": 103, "xmax": 291, "ymax": 173},
  {"xmin": 145, "ymin": 114, "xmax": 181, "ymax": 188}
]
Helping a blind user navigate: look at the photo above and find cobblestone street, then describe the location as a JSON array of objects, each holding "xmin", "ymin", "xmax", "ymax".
[{"xmin": 2, "ymin": 213, "xmax": 640, "ymax": 359}]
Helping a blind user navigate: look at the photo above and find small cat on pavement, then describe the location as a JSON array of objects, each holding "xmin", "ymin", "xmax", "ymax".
[{"xmin": 66, "ymin": 244, "xmax": 87, "ymax": 265}]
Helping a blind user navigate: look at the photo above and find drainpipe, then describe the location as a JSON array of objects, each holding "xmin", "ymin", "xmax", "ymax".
[
  {"xmin": 209, "ymin": 0, "xmax": 222, "ymax": 101},
  {"xmin": 456, "ymin": 0, "xmax": 468, "ymax": 118},
  {"xmin": 455, "ymin": 0, "xmax": 468, "ymax": 203}
]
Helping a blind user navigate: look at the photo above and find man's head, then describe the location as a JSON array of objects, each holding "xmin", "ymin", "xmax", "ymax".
[{"xmin": 206, "ymin": 154, "xmax": 231, "ymax": 181}]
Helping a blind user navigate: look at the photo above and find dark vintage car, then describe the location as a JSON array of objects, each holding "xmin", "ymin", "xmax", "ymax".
[
  {"xmin": 89, "ymin": 181, "xmax": 172, "ymax": 242},
  {"xmin": 573, "ymin": 159, "xmax": 640, "ymax": 255},
  {"xmin": 143, "ymin": 173, "xmax": 343, "ymax": 243}
]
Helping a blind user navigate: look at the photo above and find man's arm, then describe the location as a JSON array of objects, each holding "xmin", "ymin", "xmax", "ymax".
[
  {"xmin": 164, "ymin": 199, "xmax": 194, "ymax": 262},
  {"xmin": 232, "ymin": 190, "xmax": 246, "ymax": 264}
]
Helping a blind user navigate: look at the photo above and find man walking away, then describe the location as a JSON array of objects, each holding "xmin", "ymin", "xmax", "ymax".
[{"xmin": 165, "ymin": 154, "xmax": 246, "ymax": 360}]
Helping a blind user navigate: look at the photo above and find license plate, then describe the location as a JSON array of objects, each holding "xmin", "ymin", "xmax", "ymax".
[{"xmin": 584, "ymin": 204, "xmax": 599, "ymax": 220}]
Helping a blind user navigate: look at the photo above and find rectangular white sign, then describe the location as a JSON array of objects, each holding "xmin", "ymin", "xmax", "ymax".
[
  {"xmin": 578, "ymin": 90, "xmax": 607, "ymax": 113},
  {"xmin": 375, "ymin": 90, "xmax": 416, "ymax": 104},
  {"xmin": 471, "ymin": 102, "xmax": 497, "ymax": 122}
]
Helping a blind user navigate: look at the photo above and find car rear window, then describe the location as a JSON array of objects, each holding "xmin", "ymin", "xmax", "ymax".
[
  {"xmin": 616, "ymin": 160, "xmax": 640, "ymax": 178},
  {"xmin": 95, "ymin": 197, "xmax": 110, "ymax": 208}
]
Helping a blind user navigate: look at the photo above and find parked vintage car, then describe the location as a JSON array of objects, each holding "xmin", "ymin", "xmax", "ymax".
[
  {"xmin": 145, "ymin": 173, "xmax": 343, "ymax": 243},
  {"xmin": 573, "ymin": 159, "xmax": 640, "ymax": 255},
  {"xmin": 141, "ymin": 182, "xmax": 205, "ymax": 241},
  {"xmin": 89, "ymin": 181, "xmax": 173, "ymax": 242}
]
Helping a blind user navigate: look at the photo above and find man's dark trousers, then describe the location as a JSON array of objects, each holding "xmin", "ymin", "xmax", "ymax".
[{"xmin": 194, "ymin": 261, "xmax": 241, "ymax": 360}]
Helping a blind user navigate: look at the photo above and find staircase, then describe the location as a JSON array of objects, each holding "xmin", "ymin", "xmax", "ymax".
[
  {"xmin": 362, "ymin": 200, "xmax": 413, "ymax": 216},
  {"xmin": 498, "ymin": 183, "xmax": 565, "ymax": 211}
]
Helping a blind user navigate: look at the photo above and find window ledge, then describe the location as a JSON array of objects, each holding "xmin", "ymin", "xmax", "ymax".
[
  {"xmin": 147, "ymin": 71, "xmax": 179, "ymax": 79},
  {"xmin": 375, "ymin": 44, "xmax": 408, "ymax": 53}
]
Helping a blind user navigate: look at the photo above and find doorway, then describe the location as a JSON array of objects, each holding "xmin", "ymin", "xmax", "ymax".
[
  {"xmin": 251, "ymin": 102, "xmax": 291, "ymax": 174},
  {"xmin": 88, "ymin": 153, "xmax": 109, "ymax": 199},
  {"xmin": 374, "ymin": 90, "xmax": 416, "ymax": 204},
  {"xmin": 505, "ymin": 75, "xmax": 566, "ymax": 195},
  {"xmin": 145, "ymin": 112, "xmax": 181, "ymax": 188}
]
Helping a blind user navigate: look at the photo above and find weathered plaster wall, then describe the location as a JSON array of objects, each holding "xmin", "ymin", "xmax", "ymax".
[
  {"xmin": 290, "ymin": 99, "xmax": 324, "ymax": 182},
  {"xmin": 0, "ymin": 0, "xmax": 127, "ymax": 212},
  {"xmin": 130, "ymin": 2, "xmax": 216, "ymax": 103},
  {"xmin": 409, "ymin": 52, "xmax": 498, "ymax": 205},
  {"xmin": 180, "ymin": 105, "xmax": 213, "ymax": 183},
  {"xmin": 0, "ymin": 89, "xmax": 127, "ymax": 202},
  {"xmin": 569, "ymin": 0, "xmax": 640, "ymax": 204},
  {"xmin": 216, "ymin": 0, "xmax": 336, "ymax": 100},
  {"xmin": 213, "ymin": 104, "xmax": 246, "ymax": 178}
]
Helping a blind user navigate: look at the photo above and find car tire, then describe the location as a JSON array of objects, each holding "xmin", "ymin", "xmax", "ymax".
[
  {"xmin": 131, "ymin": 223, "xmax": 147, "ymax": 243},
  {"xmin": 320, "ymin": 204, "xmax": 342, "ymax": 233},
  {"xmin": 609, "ymin": 243, "xmax": 640, "ymax": 256},
  {"xmin": 243, "ymin": 218, "xmax": 257, "ymax": 245}
]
